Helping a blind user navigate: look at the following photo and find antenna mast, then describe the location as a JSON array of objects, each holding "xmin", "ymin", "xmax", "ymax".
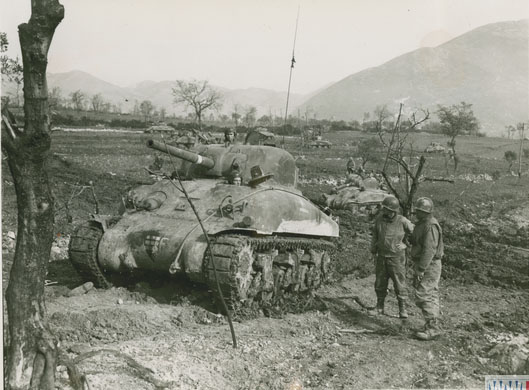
[{"xmin": 282, "ymin": 6, "xmax": 300, "ymax": 146}]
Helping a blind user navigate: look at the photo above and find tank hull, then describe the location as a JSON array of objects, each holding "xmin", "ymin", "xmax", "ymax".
[
  {"xmin": 97, "ymin": 179, "xmax": 338, "ymax": 278},
  {"xmin": 69, "ymin": 142, "xmax": 340, "ymax": 313}
]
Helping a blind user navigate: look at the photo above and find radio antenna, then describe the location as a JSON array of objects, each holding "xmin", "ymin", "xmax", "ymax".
[{"xmin": 282, "ymin": 5, "xmax": 300, "ymax": 146}]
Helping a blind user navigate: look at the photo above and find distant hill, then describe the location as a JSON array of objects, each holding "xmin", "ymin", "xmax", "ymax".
[
  {"xmin": 299, "ymin": 19, "xmax": 529, "ymax": 136},
  {"xmin": 47, "ymin": 70, "xmax": 142, "ymax": 113},
  {"xmin": 2, "ymin": 70, "xmax": 309, "ymax": 118}
]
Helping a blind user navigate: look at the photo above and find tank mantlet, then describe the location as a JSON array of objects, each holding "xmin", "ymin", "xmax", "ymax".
[{"xmin": 147, "ymin": 140, "xmax": 297, "ymax": 187}]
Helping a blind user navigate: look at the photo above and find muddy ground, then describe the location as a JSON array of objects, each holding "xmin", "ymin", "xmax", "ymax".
[{"xmin": 2, "ymin": 130, "xmax": 529, "ymax": 389}]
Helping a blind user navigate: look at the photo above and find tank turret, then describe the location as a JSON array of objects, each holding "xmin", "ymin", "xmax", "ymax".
[
  {"xmin": 147, "ymin": 139, "xmax": 298, "ymax": 187},
  {"xmin": 69, "ymin": 141, "xmax": 338, "ymax": 315}
]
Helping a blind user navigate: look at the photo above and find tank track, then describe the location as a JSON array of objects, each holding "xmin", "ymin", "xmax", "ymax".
[
  {"xmin": 68, "ymin": 221, "xmax": 113, "ymax": 289},
  {"xmin": 204, "ymin": 235, "xmax": 334, "ymax": 316}
]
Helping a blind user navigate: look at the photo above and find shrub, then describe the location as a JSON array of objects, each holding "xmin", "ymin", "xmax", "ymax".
[
  {"xmin": 504, "ymin": 150, "xmax": 517, "ymax": 170},
  {"xmin": 491, "ymin": 170, "xmax": 501, "ymax": 180}
]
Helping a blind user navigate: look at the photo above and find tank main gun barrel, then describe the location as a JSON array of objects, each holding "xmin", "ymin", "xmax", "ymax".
[{"xmin": 147, "ymin": 139, "xmax": 215, "ymax": 169}]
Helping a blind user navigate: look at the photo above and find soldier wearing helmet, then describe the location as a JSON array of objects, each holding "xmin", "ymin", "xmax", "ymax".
[
  {"xmin": 370, "ymin": 195, "xmax": 414, "ymax": 319},
  {"xmin": 224, "ymin": 128, "xmax": 236, "ymax": 147},
  {"xmin": 410, "ymin": 197, "xmax": 444, "ymax": 340}
]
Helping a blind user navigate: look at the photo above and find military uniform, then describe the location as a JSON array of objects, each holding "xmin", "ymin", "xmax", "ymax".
[
  {"xmin": 346, "ymin": 158, "xmax": 356, "ymax": 174},
  {"xmin": 371, "ymin": 212, "xmax": 414, "ymax": 316},
  {"xmin": 410, "ymin": 211, "xmax": 444, "ymax": 339}
]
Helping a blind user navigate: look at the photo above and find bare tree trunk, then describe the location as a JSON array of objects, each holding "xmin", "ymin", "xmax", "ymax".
[
  {"xmin": 518, "ymin": 123, "xmax": 525, "ymax": 180},
  {"xmin": 1, "ymin": 1, "xmax": 64, "ymax": 389},
  {"xmin": 197, "ymin": 110, "xmax": 203, "ymax": 130}
]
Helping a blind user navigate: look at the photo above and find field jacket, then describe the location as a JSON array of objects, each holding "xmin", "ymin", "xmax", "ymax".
[
  {"xmin": 410, "ymin": 216, "xmax": 444, "ymax": 273},
  {"xmin": 371, "ymin": 214, "xmax": 414, "ymax": 258}
]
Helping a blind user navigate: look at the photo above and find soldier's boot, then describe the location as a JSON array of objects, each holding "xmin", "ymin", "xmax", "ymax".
[
  {"xmin": 376, "ymin": 297, "xmax": 385, "ymax": 315},
  {"xmin": 416, "ymin": 319, "xmax": 441, "ymax": 341},
  {"xmin": 398, "ymin": 300, "xmax": 408, "ymax": 319}
]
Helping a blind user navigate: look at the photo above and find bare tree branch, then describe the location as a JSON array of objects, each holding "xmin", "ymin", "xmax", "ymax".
[{"xmin": 172, "ymin": 79, "xmax": 223, "ymax": 129}]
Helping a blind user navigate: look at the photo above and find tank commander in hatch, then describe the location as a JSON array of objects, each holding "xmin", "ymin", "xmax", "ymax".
[{"xmin": 224, "ymin": 128, "xmax": 236, "ymax": 147}]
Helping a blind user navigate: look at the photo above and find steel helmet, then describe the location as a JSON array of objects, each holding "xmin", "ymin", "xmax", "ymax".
[
  {"xmin": 415, "ymin": 197, "xmax": 434, "ymax": 213},
  {"xmin": 381, "ymin": 196, "xmax": 399, "ymax": 212}
]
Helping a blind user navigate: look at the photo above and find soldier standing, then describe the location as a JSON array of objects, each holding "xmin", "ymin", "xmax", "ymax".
[
  {"xmin": 410, "ymin": 197, "xmax": 444, "ymax": 340},
  {"xmin": 346, "ymin": 157, "xmax": 356, "ymax": 174},
  {"xmin": 370, "ymin": 196, "xmax": 414, "ymax": 318}
]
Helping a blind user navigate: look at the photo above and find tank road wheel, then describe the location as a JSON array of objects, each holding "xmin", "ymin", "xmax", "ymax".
[
  {"xmin": 69, "ymin": 221, "xmax": 113, "ymax": 288},
  {"xmin": 204, "ymin": 235, "xmax": 333, "ymax": 316}
]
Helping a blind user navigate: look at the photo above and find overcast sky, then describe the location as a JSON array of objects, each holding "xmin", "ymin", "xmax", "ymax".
[{"xmin": 1, "ymin": 0, "xmax": 528, "ymax": 94}]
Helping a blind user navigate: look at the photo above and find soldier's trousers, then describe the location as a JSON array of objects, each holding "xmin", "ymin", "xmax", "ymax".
[
  {"xmin": 375, "ymin": 253, "xmax": 408, "ymax": 302},
  {"xmin": 415, "ymin": 259, "xmax": 442, "ymax": 320}
]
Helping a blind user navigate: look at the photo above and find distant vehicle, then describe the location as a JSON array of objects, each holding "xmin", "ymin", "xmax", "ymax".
[
  {"xmin": 424, "ymin": 142, "xmax": 445, "ymax": 153},
  {"xmin": 308, "ymin": 135, "xmax": 332, "ymax": 149},
  {"xmin": 321, "ymin": 176, "xmax": 389, "ymax": 213},
  {"xmin": 144, "ymin": 123, "xmax": 176, "ymax": 134},
  {"xmin": 302, "ymin": 128, "xmax": 332, "ymax": 149},
  {"xmin": 244, "ymin": 127, "xmax": 277, "ymax": 147}
]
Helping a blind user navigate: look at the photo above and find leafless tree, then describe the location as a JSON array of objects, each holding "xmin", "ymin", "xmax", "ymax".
[
  {"xmin": 139, "ymin": 99, "xmax": 154, "ymax": 122},
  {"xmin": 1, "ymin": 33, "xmax": 24, "ymax": 106},
  {"xmin": 505, "ymin": 125, "xmax": 516, "ymax": 139},
  {"xmin": 70, "ymin": 89, "xmax": 85, "ymax": 111},
  {"xmin": 159, "ymin": 106, "xmax": 167, "ymax": 121},
  {"xmin": 357, "ymin": 137, "xmax": 382, "ymax": 169},
  {"xmin": 231, "ymin": 104, "xmax": 241, "ymax": 127},
  {"xmin": 517, "ymin": 122, "xmax": 526, "ymax": 180},
  {"xmin": 172, "ymin": 79, "xmax": 223, "ymax": 130},
  {"xmin": 376, "ymin": 104, "xmax": 452, "ymax": 217},
  {"xmin": 90, "ymin": 92, "xmax": 105, "ymax": 112},
  {"xmin": 1, "ymin": 0, "xmax": 64, "ymax": 388},
  {"xmin": 1, "ymin": 54, "xmax": 24, "ymax": 106},
  {"xmin": 243, "ymin": 105, "xmax": 257, "ymax": 127},
  {"xmin": 437, "ymin": 102, "xmax": 479, "ymax": 174},
  {"xmin": 48, "ymin": 86, "xmax": 63, "ymax": 109}
]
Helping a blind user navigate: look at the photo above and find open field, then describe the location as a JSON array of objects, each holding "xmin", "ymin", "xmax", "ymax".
[{"xmin": 2, "ymin": 129, "xmax": 529, "ymax": 389}]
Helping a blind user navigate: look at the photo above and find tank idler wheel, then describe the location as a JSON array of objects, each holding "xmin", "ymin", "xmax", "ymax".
[
  {"xmin": 69, "ymin": 221, "xmax": 113, "ymax": 288},
  {"xmin": 69, "ymin": 221, "xmax": 137, "ymax": 288}
]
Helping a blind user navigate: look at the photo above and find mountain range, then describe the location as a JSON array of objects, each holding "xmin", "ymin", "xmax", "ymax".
[
  {"xmin": 300, "ymin": 19, "xmax": 528, "ymax": 135},
  {"xmin": 1, "ymin": 19, "xmax": 527, "ymax": 135}
]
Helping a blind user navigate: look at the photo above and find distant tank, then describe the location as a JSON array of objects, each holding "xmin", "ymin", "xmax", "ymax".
[
  {"xmin": 69, "ymin": 140, "xmax": 339, "ymax": 313},
  {"xmin": 244, "ymin": 127, "xmax": 277, "ymax": 147},
  {"xmin": 322, "ymin": 175, "xmax": 389, "ymax": 214},
  {"xmin": 308, "ymin": 135, "xmax": 332, "ymax": 148}
]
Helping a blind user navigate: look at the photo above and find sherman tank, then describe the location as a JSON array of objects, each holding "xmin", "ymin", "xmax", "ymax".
[{"xmin": 69, "ymin": 140, "xmax": 339, "ymax": 313}]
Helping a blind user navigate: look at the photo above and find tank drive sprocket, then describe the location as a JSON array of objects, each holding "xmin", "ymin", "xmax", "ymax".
[{"xmin": 205, "ymin": 234, "xmax": 333, "ymax": 315}]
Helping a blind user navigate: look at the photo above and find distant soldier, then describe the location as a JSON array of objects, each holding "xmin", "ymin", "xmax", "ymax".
[
  {"xmin": 224, "ymin": 128, "xmax": 236, "ymax": 147},
  {"xmin": 346, "ymin": 157, "xmax": 356, "ymax": 174},
  {"xmin": 410, "ymin": 197, "xmax": 444, "ymax": 340},
  {"xmin": 370, "ymin": 196, "xmax": 414, "ymax": 319}
]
